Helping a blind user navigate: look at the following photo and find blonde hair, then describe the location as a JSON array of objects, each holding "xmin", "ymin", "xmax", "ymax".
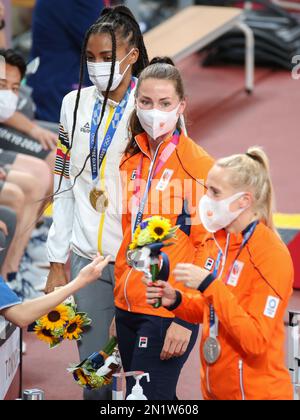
[{"xmin": 216, "ymin": 146, "xmax": 277, "ymax": 233}]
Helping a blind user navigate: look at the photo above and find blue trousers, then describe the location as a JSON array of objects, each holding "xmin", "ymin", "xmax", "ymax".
[{"xmin": 116, "ymin": 307, "xmax": 199, "ymax": 400}]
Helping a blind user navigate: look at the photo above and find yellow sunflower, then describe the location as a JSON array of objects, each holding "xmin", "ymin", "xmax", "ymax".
[
  {"xmin": 63, "ymin": 315, "xmax": 84, "ymax": 340},
  {"xmin": 129, "ymin": 240, "xmax": 138, "ymax": 250},
  {"xmin": 148, "ymin": 216, "xmax": 171, "ymax": 240},
  {"xmin": 129, "ymin": 225, "xmax": 141, "ymax": 250},
  {"xmin": 133, "ymin": 225, "xmax": 141, "ymax": 241},
  {"xmin": 34, "ymin": 324, "xmax": 56, "ymax": 345},
  {"xmin": 39, "ymin": 304, "xmax": 69, "ymax": 331}
]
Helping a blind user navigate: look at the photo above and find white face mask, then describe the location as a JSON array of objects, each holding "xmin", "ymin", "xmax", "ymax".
[
  {"xmin": 0, "ymin": 90, "xmax": 18, "ymax": 122},
  {"xmin": 87, "ymin": 49, "xmax": 133, "ymax": 92},
  {"xmin": 199, "ymin": 192, "xmax": 247, "ymax": 233},
  {"xmin": 136, "ymin": 103, "xmax": 181, "ymax": 140}
]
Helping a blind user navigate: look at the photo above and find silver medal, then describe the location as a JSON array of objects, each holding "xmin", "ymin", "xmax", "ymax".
[{"xmin": 203, "ymin": 336, "xmax": 221, "ymax": 364}]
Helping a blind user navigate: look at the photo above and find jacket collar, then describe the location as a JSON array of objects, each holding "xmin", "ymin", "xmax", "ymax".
[
  {"xmin": 133, "ymin": 130, "xmax": 188, "ymax": 161},
  {"xmin": 212, "ymin": 220, "xmax": 260, "ymax": 250}
]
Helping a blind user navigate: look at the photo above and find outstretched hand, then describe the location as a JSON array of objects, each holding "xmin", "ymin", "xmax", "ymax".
[{"xmin": 76, "ymin": 253, "xmax": 111, "ymax": 286}]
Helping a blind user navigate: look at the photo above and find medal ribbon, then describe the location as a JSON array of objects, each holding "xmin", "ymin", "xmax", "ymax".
[
  {"xmin": 90, "ymin": 77, "xmax": 136, "ymax": 184},
  {"xmin": 209, "ymin": 221, "xmax": 258, "ymax": 339},
  {"xmin": 131, "ymin": 130, "xmax": 180, "ymax": 235}
]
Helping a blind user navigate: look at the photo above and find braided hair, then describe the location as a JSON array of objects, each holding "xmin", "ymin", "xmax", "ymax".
[{"xmin": 54, "ymin": 5, "xmax": 149, "ymax": 196}]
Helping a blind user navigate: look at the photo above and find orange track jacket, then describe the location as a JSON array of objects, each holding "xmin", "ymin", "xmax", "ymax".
[
  {"xmin": 172, "ymin": 222, "xmax": 294, "ymax": 400},
  {"xmin": 114, "ymin": 131, "xmax": 214, "ymax": 318}
]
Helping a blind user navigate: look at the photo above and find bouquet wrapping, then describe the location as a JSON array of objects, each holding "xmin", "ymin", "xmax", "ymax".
[{"xmin": 68, "ymin": 336, "xmax": 121, "ymax": 390}]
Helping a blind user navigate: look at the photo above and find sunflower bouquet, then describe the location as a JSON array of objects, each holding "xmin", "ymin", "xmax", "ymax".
[
  {"xmin": 68, "ymin": 336, "xmax": 121, "ymax": 390},
  {"xmin": 33, "ymin": 296, "xmax": 91, "ymax": 349},
  {"xmin": 127, "ymin": 216, "xmax": 179, "ymax": 308}
]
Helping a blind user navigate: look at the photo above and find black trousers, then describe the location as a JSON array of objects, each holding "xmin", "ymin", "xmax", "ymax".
[{"xmin": 116, "ymin": 307, "xmax": 199, "ymax": 400}]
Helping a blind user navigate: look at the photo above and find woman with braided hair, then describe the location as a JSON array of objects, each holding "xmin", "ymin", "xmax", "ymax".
[{"xmin": 45, "ymin": 5, "xmax": 149, "ymax": 400}]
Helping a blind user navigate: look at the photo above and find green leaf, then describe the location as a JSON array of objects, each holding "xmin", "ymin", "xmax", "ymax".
[{"xmin": 49, "ymin": 339, "xmax": 61, "ymax": 349}]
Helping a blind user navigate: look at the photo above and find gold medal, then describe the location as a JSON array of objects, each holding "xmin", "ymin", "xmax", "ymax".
[{"xmin": 89, "ymin": 188, "xmax": 109, "ymax": 213}]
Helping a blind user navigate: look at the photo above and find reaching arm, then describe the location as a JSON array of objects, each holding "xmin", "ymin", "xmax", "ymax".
[{"xmin": 2, "ymin": 255, "xmax": 110, "ymax": 327}]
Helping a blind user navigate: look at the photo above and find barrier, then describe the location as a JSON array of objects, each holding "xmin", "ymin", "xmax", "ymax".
[
  {"xmin": 288, "ymin": 310, "xmax": 300, "ymax": 400},
  {"xmin": 0, "ymin": 318, "xmax": 22, "ymax": 400}
]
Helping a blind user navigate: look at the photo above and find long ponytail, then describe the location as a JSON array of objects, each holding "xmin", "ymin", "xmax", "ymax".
[
  {"xmin": 217, "ymin": 146, "xmax": 278, "ymax": 234},
  {"xmin": 246, "ymin": 146, "xmax": 276, "ymax": 233}
]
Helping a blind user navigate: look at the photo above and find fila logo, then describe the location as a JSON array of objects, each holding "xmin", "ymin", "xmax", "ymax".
[
  {"xmin": 131, "ymin": 170, "xmax": 137, "ymax": 180},
  {"xmin": 80, "ymin": 122, "xmax": 90, "ymax": 133},
  {"xmin": 204, "ymin": 258, "xmax": 215, "ymax": 271},
  {"xmin": 139, "ymin": 337, "xmax": 148, "ymax": 348}
]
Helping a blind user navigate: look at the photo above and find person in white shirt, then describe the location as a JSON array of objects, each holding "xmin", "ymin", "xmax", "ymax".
[{"xmin": 46, "ymin": 5, "xmax": 149, "ymax": 400}]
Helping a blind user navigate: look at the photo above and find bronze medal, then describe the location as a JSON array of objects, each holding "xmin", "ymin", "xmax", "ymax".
[{"xmin": 89, "ymin": 188, "xmax": 109, "ymax": 213}]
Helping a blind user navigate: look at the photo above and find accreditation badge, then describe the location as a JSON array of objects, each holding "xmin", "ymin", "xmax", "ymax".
[
  {"xmin": 227, "ymin": 260, "xmax": 244, "ymax": 287},
  {"xmin": 89, "ymin": 188, "xmax": 109, "ymax": 213},
  {"xmin": 156, "ymin": 169, "xmax": 174, "ymax": 191}
]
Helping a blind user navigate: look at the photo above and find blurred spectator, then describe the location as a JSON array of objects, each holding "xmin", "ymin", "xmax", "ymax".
[
  {"xmin": 28, "ymin": 0, "xmax": 106, "ymax": 122},
  {"xmin": 0, "ymin": 48, "xmax": 56, "ymax": 179},
  {"xmin": 0, "ymin": 47, "xmax": 54, "ymax": 299},
  {"xmin": 0, "ymin": 206, "xmax": 16, "ymax": 270},
  {"xmin": 0, "ymin": 155, "xmax": 51, "ymax": 299}
]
